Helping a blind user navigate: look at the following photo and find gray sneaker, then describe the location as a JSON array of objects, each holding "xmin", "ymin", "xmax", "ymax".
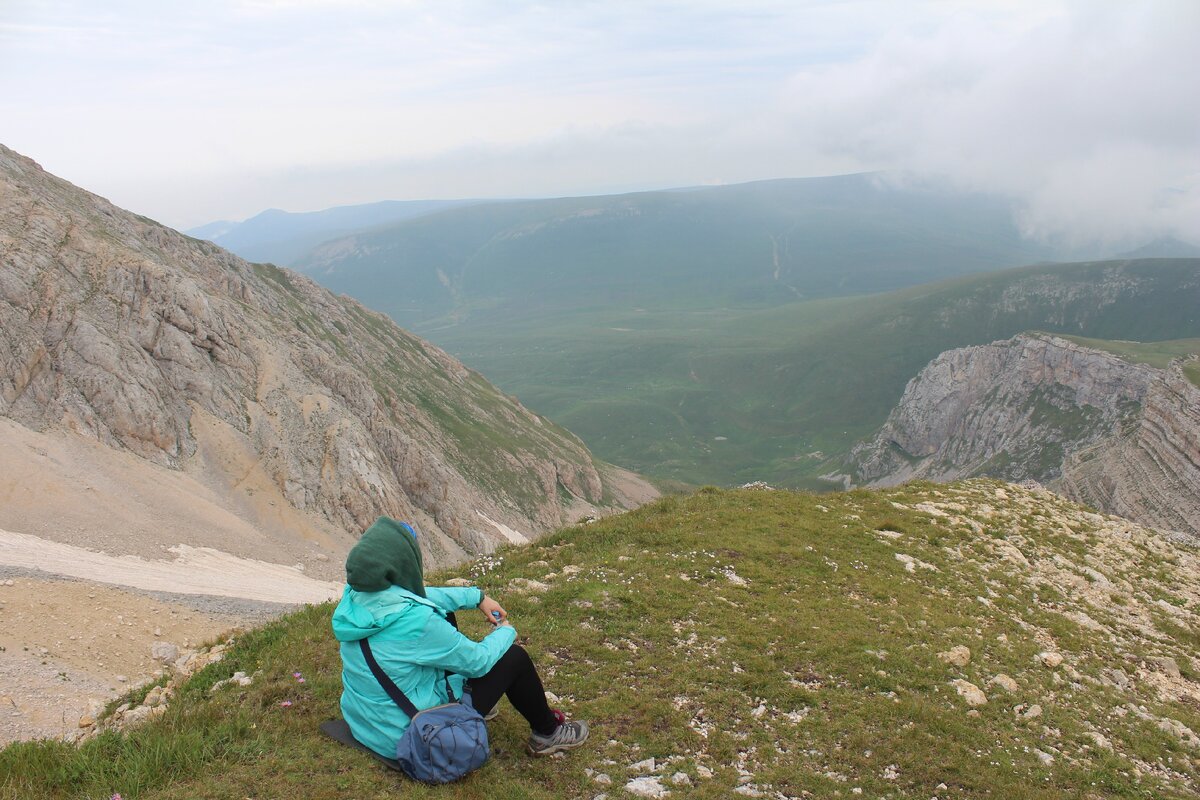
[
  {"xmin": 526, "ymin": 719, "xmax": 590, "ymax": 756},
  {"xmin": 482, "ymin": 704, "xmax": 500, "ymax": 721}
]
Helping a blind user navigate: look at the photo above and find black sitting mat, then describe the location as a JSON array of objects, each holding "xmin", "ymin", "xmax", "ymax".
[{"xmin": 319, "ymin": 719, "xmax": 404, "ymax": 772}]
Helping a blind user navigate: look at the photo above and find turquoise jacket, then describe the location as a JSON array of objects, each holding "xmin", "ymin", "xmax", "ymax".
[{"xmin": 331, "ymin": 583, "xmax": 517, "ymax": 758}]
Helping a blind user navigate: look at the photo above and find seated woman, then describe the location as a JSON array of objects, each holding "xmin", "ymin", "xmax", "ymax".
[{"xmin": 332, "ymin": 517, "xmax": 589, "ymax": 758}]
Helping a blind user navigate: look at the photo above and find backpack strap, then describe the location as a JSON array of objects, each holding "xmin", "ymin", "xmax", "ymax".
[
  {"xmin": 359, "ymin": 638, "xmax": 420, "ymax": 718},
  {"xmin": 359, "ymin": 638, "xmax": 458, "ymax": 714}
]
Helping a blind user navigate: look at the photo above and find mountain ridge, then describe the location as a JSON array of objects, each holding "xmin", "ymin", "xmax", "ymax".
[
  {"xmin": 293, "ymin": 173, "xmax": 1068, "ymax": 328},
  {"xmin": 184, "ymin": 198, "xmax": 480, "ymax": 265},
  {"xmin": 0, "ymin": 142, "xmax": 655, "ymax": 568}
]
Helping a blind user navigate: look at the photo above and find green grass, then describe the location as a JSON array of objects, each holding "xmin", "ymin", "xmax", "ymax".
[
  {"xmin": 5, "ymin": 481, "xmax": 1196, "ymax": 799},
  {"xmin": 285, "ymin": 163, "xmax": 1200, "ymax": 491},
  {"xmin": 1055, "ymin": 334, "xmax": 1200, "ymax": 368},
  {"xmin": 1182, "ymin": 360, "xmax": 1200, "ymax": 390},
  {"xmin": 419, "ymin": 259, "xmax": 1200, "ymax": 487}
]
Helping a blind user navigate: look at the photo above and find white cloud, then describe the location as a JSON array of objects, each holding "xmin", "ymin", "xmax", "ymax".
[{"xmin": 776, "ymin": 1, "xmax": 1200, "ymax": 245}]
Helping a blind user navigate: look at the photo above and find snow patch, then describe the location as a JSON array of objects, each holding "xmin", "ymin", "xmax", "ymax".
[{"xmin": 477, "ymin": 511, "xmax": 530, "ymax": 544}]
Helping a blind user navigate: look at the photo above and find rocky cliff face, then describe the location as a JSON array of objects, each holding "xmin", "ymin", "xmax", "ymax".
[
  {"xmin": 1058, "ymin": 365, "xmax": 1200, "ymax": 537},
  {"xmin": 0, "ymin": 144, "xmax": 653, "ymax": 566},
  {"xmin": 848, "ymin": 334, "xmax": 1200, "ymax": 538}
]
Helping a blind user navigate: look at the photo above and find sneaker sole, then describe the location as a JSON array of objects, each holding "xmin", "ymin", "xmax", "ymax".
[{"xmin": 526, "ymin": 732, "xmax": 590, "ymax": 756}]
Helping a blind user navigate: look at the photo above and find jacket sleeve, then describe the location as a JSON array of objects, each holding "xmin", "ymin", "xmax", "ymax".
[
  {"xmin": 405, "ymin": 613, "xmax": 517, "ymax": 678},
  {"xmin": 425, "ymin": 586, "xmax": 484, "ymax": 613}
]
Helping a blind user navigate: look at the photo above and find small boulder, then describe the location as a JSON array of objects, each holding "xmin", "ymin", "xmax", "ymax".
[
  {"xmin": 625, "ymin": 776, "xmax": 669, "ymax": 798},
  {"xmin": 937, "ymin": 646, "xmax": 971, "ymax": 668},
  {"xmin": 1153, "ymin": 656, "xmax": 1181, "ymax": 679},
  {"xmin": 1037, "ymin": 652, "xmax": 1064, "ymax": 668},
  {"xmin": 951, "ymin": 679, "xmax": 988, "ymax": 706},
  {"xmin": 509, "ymin": 578, "xmax": 550, "ymax": 594},
  {"xmin": 989, "ymin": 674, "xmax": 1019, "ymax": 693},
  {"xmin": 1103, "ymin": 668, "xmax": 1130, "ymax": 689},
  {"xmin": 151, "ymin": 641, "xmax": 179, "ymax": 664},
  {"xmin": 444, "ymin": 578, "xmax": 472, "ymax": 587},
  {"xmin": 1157, "ymin": 718, "xmax": 1200, "ymax": 750}
]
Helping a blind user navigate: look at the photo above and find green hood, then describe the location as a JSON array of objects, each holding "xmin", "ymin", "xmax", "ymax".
[{"xmin": 344, "ymin": 517, "xmax": 426, "ymax": 596}]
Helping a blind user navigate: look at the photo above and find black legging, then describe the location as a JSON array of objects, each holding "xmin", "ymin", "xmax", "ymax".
[{"xmin": 467, "ymin": 645, "xmax": 558, "ymax": 736}]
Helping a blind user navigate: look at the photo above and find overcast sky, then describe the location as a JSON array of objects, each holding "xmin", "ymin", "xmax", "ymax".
[{"xmin": 2, "ymin": 0, "xmax": 1197, "ymax": 245}]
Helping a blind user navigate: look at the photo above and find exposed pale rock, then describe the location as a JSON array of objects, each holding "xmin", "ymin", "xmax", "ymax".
[
  {"xmin": 0, "ymin": 144, "xmax": 655, "ymax": 571},
  {"xmin": 142, "ymin": 686, "xmax": 167, "ymax": 708},
  {"xmin": 1152, "ymin": 656, "xmax": 1181, "ymax": 679},
  {"xmin": 1158, "ymin": 718, "xmax": 1200, "ymax": 750},
  {"xmin": 951, "ymin": 679, "xmax": 987, "ymax": 706},
  {"xmin": 443, "ymin": 578, "xmax": 472, "ymax": 587},
  {"xmin": 509, "ymin": 578, "xmax": 550, "ymax": 594},
  {"xmin": 151, "ymin": 642, "xmax": 179, "ymax": 664},
  {"xmin": 850, "ymin": 333, "xmax": 1200, "ymax": 539},
  {"xmin": 210, "ymin": 670, "xmax": 254, "ymax": 692},
  {"xmin": 1038, "ymin": 652, "xmax": 1064, "ymax": 669},
  {"xmin": 624, "ymin": 776, "xmax": 669, "ymax": 798},
  {"xmin": 895, "ymin": 553, "xmax": 938, "ymax": 573},
  {"xmin": 937, "ymin": 646, "xmax": 971, "ymax": 668},
  {"xmin": 988, "ymin": 674, "xmax": 1019, "ymax": 693},
  {"xmin": 1102, "ymin": 668, "xmax": 1130, "ymax": 690}
]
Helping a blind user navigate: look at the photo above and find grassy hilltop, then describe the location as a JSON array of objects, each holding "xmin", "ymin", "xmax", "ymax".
[{"xmin": 4, "ymin": 481, "xmax": 1198, "ymax": 799}]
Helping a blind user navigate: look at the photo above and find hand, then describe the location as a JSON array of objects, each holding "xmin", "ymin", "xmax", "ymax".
[{"xmin": 478, "ymin": 594, "xmax": 507, "ymax": 626}]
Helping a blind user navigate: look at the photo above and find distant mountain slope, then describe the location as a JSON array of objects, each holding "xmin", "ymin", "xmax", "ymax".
[
  {"xmin": 419, "ymin": 257, "xmax": 1200, "ymax": 488},
  {"xmin": 0, "ymin": 144, "xmax": 652, "ymax": 568},
  {"xmin": 186, "ymin": 198, "xmax": 478, "ymax": 266},
  {"xmin": 1118, "ymin": 236, "xmax": 1200, "ymax": 260},
  {"xmin": 848, "ymin": 333, "xmax": 1200, "ymax": 536},
  {"xmin": 6, "ymin": 481, "xmax": 1199, "ymax": 798},
  {"xmin": 295, "ymin": 174, "xmax": 1068, "ymax": 327}
]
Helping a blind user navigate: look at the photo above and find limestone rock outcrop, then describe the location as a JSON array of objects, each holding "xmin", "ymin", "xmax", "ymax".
[
  {"xmin": 849, "ymin": 333, "xmax": 1200, "ymax": 538},
  {"xmin": 0, "ymin": 144, "xmax": 653, "ymax": 565}
]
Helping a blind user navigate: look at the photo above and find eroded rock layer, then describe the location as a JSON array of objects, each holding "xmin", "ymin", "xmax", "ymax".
[
  {"xmin": 0, "ymin": 144, "xmax": 653, "ymax": 565},
  {"xmin": 850, "ymin": 334, "xmax": 1200, "ymax": 537}
]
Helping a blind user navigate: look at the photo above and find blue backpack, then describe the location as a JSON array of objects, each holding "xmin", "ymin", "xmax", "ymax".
[{"xmin": 358, "ymin": 638, "xmax": 489, "ymax": 783}]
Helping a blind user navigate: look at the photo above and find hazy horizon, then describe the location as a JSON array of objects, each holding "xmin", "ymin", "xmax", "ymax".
[{"xmin": 4, "ymin": 1, "xmax": 1198, "ymax": 248}]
